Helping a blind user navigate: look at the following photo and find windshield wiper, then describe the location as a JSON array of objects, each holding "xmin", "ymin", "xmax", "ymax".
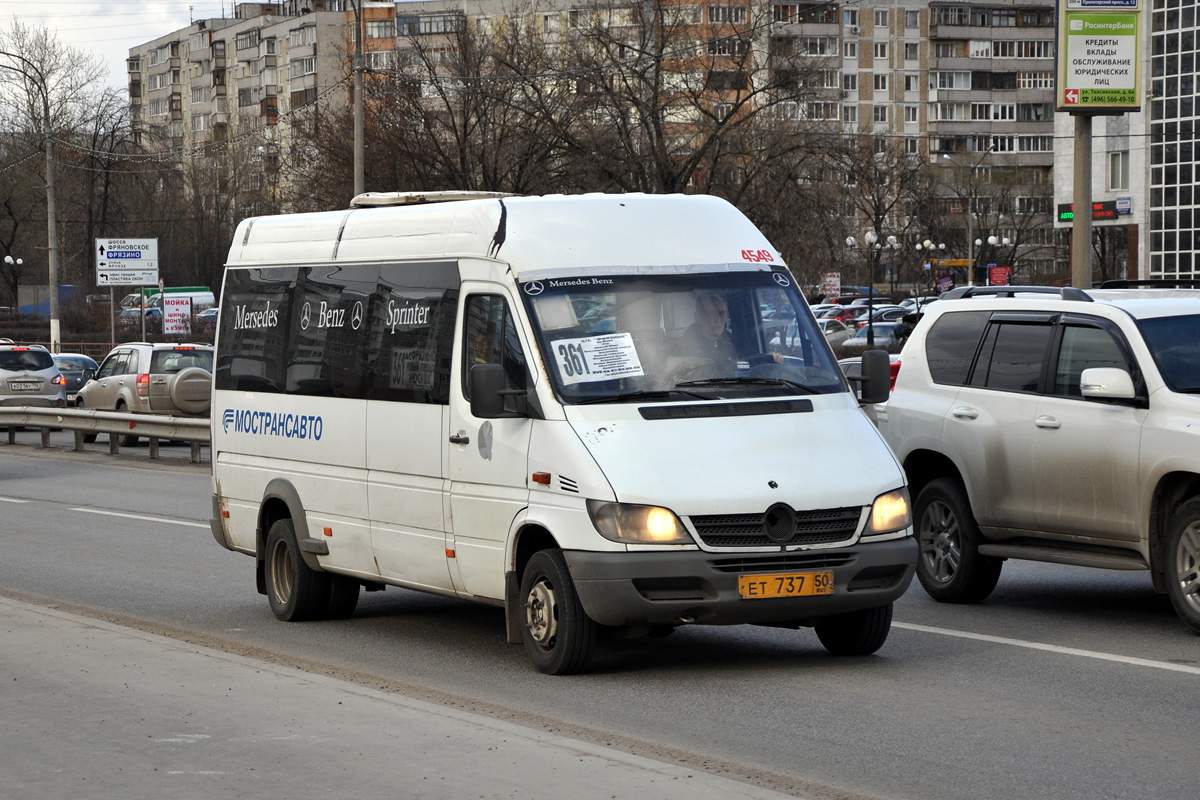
[
  {"xmin": 674, "ymin": 377, "xmax": 820, "ymax": 394},
  {"xmin": 574, "ymin": 388, "xmax": 708, "ymax": 405}
]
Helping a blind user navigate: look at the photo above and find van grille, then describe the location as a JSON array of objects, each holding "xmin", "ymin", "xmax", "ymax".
[{"xmin": 689, "ymin": 506, "xmax": 862, "ymax": 548}]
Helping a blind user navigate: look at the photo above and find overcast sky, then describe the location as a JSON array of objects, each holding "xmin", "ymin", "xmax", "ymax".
[{"xmin": 0, "ymin": 1, "xmax": 232, "ymax": 88}]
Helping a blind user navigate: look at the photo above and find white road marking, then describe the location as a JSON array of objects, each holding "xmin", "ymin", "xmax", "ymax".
[
  {"xmin": 70, "ymin": 507, "xmax": 209, "ymax": 529},
  {"xmin": 0, "ymin": 497, "xmax": 32, "ymax": 503},
  {"xmin": 895, "ymin": 621, "xmax": 1200, "ymax": 675}
]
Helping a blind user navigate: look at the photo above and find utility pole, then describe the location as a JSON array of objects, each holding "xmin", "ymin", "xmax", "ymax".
[{"xmin": 352, "ymin": 0, "xmax": 365, "ymax": 196}]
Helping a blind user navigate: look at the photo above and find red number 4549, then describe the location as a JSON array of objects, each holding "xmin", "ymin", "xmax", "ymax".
[{"xmin": 741, "ymin": 249, "xmax": 774, "ymax": 263}]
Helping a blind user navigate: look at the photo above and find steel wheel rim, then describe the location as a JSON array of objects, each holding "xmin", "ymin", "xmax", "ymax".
[
  {"xmin": 525, "ymin": 576, "xmax": 558, "ymax": 648},
  {"xmin": 269, "ymin": 537, "xmax": 293, "ymax": 607},
  {"xmin": 1175, "ymin": 520, "xmax": 1200, "ymax": 614},
  {"xmin": 919, "ymin": 499, "xmax": 961, "ymax": 586}
]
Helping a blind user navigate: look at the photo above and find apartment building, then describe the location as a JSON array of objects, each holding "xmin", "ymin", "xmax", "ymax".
[{"xmin": 125, "ymin": 2, "xmax": 1098, "ymax": 283}]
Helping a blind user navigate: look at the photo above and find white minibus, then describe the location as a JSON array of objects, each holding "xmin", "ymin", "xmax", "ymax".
[{"xmin": 209, "ymin": 192, "xmax": 915, "ymax": 674}]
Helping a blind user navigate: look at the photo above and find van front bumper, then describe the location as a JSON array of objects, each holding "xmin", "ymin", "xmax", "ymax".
[{"xmin": 563, "ymin": 538, "xmax": 917, "ymax": 627}]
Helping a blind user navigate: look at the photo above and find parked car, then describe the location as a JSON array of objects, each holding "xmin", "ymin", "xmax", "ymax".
[
  {"xmin": 76, "ymin": 342, "xmax": 214, "ymax": 445},
  {"xmin": 0, "ymin": 344, "xmax": 66, "ymax": 408},
  {"xmin": 117, "ymin": 307, "xmax": 162, "ymax": 333},
  {"xmin": 878, "ymin": 283, "xmax": 1200, "ymax": 634},
  {"xmin": 840, "ymin": 321, "xmax": 904, "ymax": 353},
  {"xmin": 51, "ymin": 353, "xmax": 99, "ymax": 406},
  {"xmin": 198, "ymin": 306, "xmax": 219, "ymax": 335},
  {"xmin": 819, "ymin": 306, "xmax": 867, "ymax": 324},
  {"xmin": 900, "ymin": 296, "xmax": 939, "ymax": 311},
  {"xmin": 816, "ymin": 317, "xmax": 853, "ymax": 347},
  {"xmin": 854, "ymin": 305, "xmax": 909, "ymax": 328}
]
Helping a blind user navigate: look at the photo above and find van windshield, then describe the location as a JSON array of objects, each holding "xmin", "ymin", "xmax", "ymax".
[{"xmin": 519, "ymin": 270, "xmax": 847, "ymax": 404}]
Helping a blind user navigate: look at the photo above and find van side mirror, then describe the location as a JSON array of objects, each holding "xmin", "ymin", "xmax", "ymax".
[
  {"xmin": 470, "ymin": 363, "xmax": 508, "ymax": 418},
  {"xmin": 858, "ymin": 349, "xmax": 891, "ymax": 405}
]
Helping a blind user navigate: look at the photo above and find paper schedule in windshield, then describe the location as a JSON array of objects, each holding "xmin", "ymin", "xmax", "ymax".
[{"xmin": 553, "ymin": 332, "xmax": 644, "ymax": 385}]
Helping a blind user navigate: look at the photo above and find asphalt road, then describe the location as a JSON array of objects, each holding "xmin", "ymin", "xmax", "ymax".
[{"xmin": 1, "ymin": 441, "xmax": 1196, "ymax": 799}]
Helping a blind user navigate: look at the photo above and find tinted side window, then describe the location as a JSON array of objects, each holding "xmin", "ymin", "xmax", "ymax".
[
  {"xmin": 367, "ymin": 262, "xmax": 459, "ymax": 404},
  {"xmin": 290, "ymin": 266, "xmax": 372, "ymax": 398},
  {"xmin": 1052, "ymin": 325, "xmax": 1130, "ymax": 397},
  {"xmin": 215, "ymin": 268, "xmax": 296, "ymax": 393},
  {"xmin": 463, "ymin": 294, "xmax": 527, "ymax": 407},
  {"xmin": 924, "ymin": 311, "xmax": 990, "ymax": 385},
  {"xmin": 973, "ymin": 323, "xmax": 1052, "ymax": 393}
]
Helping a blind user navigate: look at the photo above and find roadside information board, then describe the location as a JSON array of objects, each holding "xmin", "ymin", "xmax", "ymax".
[
  {"xmin": 1057, "ymin": 0, "xmax": 1142, "ymax": 112},
  {"xmin": 95, "ymin": 238, "xmax": 159, "ymax": 286},
  {"xmin": 163, "ymin": 296, "xmax": 193, "ymax": 335}
]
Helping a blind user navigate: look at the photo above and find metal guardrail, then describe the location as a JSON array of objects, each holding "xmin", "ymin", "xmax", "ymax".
[{"xmin": 0, "ymin": 406, "xmax": 210, "ymax": 463}]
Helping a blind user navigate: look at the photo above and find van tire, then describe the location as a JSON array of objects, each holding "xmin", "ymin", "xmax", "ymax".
[
  {"xmin": 520, "ymin": 549, "xmax": 596, "ymax": 675},
  {"xmin": 914, "ymin": 477, "xmax": 1002, "ymax": 603},
  {"xmin": 265, "ymin": 518, "xmax": 330, "ymax": 622},
  {"xmin": 1165, "ymin": 499, "xmax": 1200, "ymax": 635},
  {"xmin": 814, "ymin": 602, "xmax": 893, "ymax": 656},
  {"xmin": 324, "ymin": 575, "xmax": 360, "ymax": 620}
]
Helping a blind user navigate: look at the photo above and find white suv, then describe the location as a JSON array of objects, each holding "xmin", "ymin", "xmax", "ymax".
[{"xmin": 878, "ymin": 283, "xmax": 1200, "ymax": 634}]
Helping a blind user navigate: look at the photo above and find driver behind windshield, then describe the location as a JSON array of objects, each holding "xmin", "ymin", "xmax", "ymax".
[{"xmin": 676, "ymin": 292, "xmax": 783, "ymax": 376}]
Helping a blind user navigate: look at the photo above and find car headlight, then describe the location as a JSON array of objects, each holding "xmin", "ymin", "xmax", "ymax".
[
  {"xmin": 586, "ymin": 500, "xmax": 692, "ymax": 544},
  {"xmin": 864, "ymin": 489, "xmax": 911, "ymax": 536}
]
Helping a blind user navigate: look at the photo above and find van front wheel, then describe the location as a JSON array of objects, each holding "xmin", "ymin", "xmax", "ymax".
[
  {"xmin": 520, "ymin": 550, "xmax": 596, "ymax": 675},
  {"xmin": 814, "ymin": 602, "xmax": 893, "ymax": 656},
  {"xmin": 265, "ymin": 518, "xmax": 330, "ymax": 621}
]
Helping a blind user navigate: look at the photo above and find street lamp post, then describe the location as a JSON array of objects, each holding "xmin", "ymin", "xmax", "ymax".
[
  {"xmin": 863, "ymin": 230, "xmax": 878, "ymax": 346},
  {"xmin": 0, "ymin": 50, "xmax": 60, "ymax": 352}
]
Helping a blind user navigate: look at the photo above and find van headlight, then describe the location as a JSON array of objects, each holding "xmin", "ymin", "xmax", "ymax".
[
  {"xmin": 586, "ymin": 500, "xmax": 692, "ymax": 544},
  {"xmin": 864, "ymin": 489, "xmax": 911, "ymax": 536}
]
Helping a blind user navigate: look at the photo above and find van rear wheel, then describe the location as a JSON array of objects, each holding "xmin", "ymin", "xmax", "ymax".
[
  {"xmin": 520, "ymin": 549, "xmax": 596, "ymax": 675},
  {"xmin": 265, "ymin": 518, "xmax": 330, "ymax": 621},
  {"xmin": 324, "ymin": 575, "xmax": 360, "ymax": 620},
  {"xmin": 814, "ymin": 602, "xmax": 893, "ymax": 656}
]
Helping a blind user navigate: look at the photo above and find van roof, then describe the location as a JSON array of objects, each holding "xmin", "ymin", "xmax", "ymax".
[{"xmin": 226, "ymin": 193, "xmax": 782, "ymax": 278}]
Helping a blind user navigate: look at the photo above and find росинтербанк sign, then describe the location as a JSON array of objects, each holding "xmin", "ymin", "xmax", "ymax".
[{"xmin": 1057, "ymin": 0, "xmax": 1142, "ymax": 113}]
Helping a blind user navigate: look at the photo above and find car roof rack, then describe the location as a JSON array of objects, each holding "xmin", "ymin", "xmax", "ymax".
[
  {"xmin": 1096, "ymin": 279, "xmax": 1200, "ymax": 289},
  {"xmin": 939, "ymin": 285, "xmax": 1093, "ymax": 302}
]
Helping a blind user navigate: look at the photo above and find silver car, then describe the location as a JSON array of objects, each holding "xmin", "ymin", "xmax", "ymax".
[{"xmin": 0, "ymin": 344, "xmax": 67, "ymax": 407}]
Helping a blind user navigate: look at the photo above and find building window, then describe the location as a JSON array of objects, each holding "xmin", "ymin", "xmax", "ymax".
[
  {"xmin": 708, "ymin": 5, "xmax": 748, "ymax": 25},
  {"xmin": 906, "ymin": 10, "xmax": 919, "ymax": 28},
  {"xmin": 874, "ymin": 9, "xmax": 888, "ymax": 27},
  {"xmin": 934, "ymin": 7, "xmax": 969, "ymax": 25},
  {"xmin": 843, "ymin": 41, "xmax": 857, "ymax": 58},
  {"xmin": 843, "ymin": 73, "xmax": 857, "ymax": 91},
  {"xmin": 366, "ymin": 20, "xmax": 396, "ymax": 38},
  {"xmin": 905, "ymin": 42, "xmax": 920, "ymax": 60},
  {"xmin": 191, "ymin": 86, "xmax": 208, "ymax": 103},
  {"xmin": 904, "ymin": 105, "xmax": 918, "ymax": 123},
  {"xmin": 1109, "ymin": 151, "xmax": 1130, "ymax": 190},
  {"xmin": 708, "ymin": 37, "xmax": 749, "ymax": 56},
  {"xmin": 774, "ymin": 4, "xmax": 799, "ymax": 23},
  {"xmin": 905, "ymin": 73, "xmax": 920, "ymax": 91},
  {"xmin": 1017, "ymin": 72, "xmax": 1055, "ymax": 89},
  {"xmin": 842, "ymin": 104, "xmax": 857, "ymax": 123},
  {"xmin": 843, "ymin": 9, "xmax": 858, "ymax": 27},
  {"xmin": 874, "ymin": 74, "xmax": 888, "ymax": 91},
  {"xmin": 288, "ymin": 26, "xmax": 316, "ymax": 48},
  {"xmin": 906, "ymin": 137, "xmax": 919, "ymax": 154},
  {"xmin": 1015, "ymin": 41, "xmax": 1054, "ymax": 59},
  {"xmin": 873, "ymin": 105, "xmax": 888, "ymax": 122},
  {"xmin": 288, "ymin": 56, "xmax": 316, "ymax": 79},
  {"xmin": 874, "ymin": 42, "xmax": 888, "ymax": 59}
]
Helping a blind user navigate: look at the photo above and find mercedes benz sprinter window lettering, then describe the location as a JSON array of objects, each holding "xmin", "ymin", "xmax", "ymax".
[
  {"xmin": 215, "ymin": 267, "xmax": 295, "ymax": 394},
  {"xmin": 520, "ymin": 269, "xmax": 844, "ymax": 404},
  {"xmin": 369, "ymin": 262, "xmax": 459, "ymax": 404}
]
